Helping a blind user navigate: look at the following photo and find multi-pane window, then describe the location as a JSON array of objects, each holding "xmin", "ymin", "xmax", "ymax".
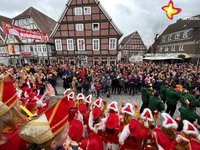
[
  {"xmin": 67, "ymin": 39, "xmax": 74, "ymax": 50},
  {"xmin": 171, "ymin": 46, "xmax": 176, "ymax": 51},
  {"xmin": 76, "ymin": 24, "xmax": 84, "ymax": 31},
  {"xmin": 43, "ymin": 46, "xmax": 47, "ymax": 52},
  {"xmin": 74, "ymin": 7, "xmax": 82, "ymax": 15},
  {"xmin": 183, "ymin": 31, "xmax": 189, "ymax": 38},
  {"xmin": 37, "ymin": 45, "xmax": 42, "ymax": 52},
  {"xmin": 175, "ymin": 33, "xmax": 180, "ymax": 40},
  {"xmin": 179, "ymin": 45, "xmax": 184, "ymax": 51},
  {"xmin": 165, "ymin": 46, "xmax": 169, "ymax": 52},
  {"xmin": 92, "ymin": 23, "xmax": 99, "ymax": 30},
  {"xmin": 84, "ymin": 7, "xmax": 91, "ymax": 15},
  {"xmin": 93, "ymin": 39, "xmax": 100, "ymax": 50},
  {"xmin": 55, "ymin": 39, "xmax": 62, "ymax": 51},
  {"xmin": 25, "ymin": 46, "xmax": 30, "ymax": 52},
  {"xmin": 109, "ymin": 38, "xmax": 117, "ymax": 50},
  {"xmin": 77, "ymin": 39, "xmax": 85, "ymax": 50},
  {"xmin": 168, "ymin": 35, "xmax": 172, "ymax": 41}
]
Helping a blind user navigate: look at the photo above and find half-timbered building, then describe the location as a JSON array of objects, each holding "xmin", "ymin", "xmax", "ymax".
[
  {"xmin": 0, "ymin": 15, "xmax": 12, "ymax": 64},
  {"xmin": 119, "ymin": 31, "xmax": 146, "ymax": 62},
  {"xmin": 5, "ymin": 7, "xmax": 56, "ymax": 65},
  {"xmin": 51, "ymin": 0, "xmax": 122, "ymax": 65}
]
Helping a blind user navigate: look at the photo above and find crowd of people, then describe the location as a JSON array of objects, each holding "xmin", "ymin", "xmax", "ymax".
[{"xmin": 0, "ymin": 61, "xmax": 200, "ymax": 150}]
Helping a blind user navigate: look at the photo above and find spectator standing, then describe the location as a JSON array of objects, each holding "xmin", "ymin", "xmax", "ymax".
[{"xmin": 95, "ymin": 80, "xmax": 102, "ymax": 98}]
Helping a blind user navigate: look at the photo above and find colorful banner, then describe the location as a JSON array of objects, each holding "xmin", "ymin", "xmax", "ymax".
[
  {"xmin": 2, "ymin": 22, "xmax": 49, "ymax": 42},
  {"xmin": 8, "ymin": 44, "xmax": 15, "ymax": 55}
]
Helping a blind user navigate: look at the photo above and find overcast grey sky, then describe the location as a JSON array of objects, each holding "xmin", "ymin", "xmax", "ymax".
[{"xmin": 0, "ymin": 0, "xmax": 200, "ymax": 47}]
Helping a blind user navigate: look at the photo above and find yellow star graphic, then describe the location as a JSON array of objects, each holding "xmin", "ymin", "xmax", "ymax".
[{"xmin": 162, "ymin": 0, "xmax": 181, "ymax": 20}]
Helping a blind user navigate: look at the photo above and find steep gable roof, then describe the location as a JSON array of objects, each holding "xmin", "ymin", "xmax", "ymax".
[
  {"xmin": 120, "ymin": 31, "xmax": 137, "ymax": 45},
  {"xmin": 0, "ymin": 15, "xmax": 12, "ymax": 24},
  {"xmin": 51, "ymin": 0, "xmax": 122, "ymax": 37},
  {"xmin": 161, "ymin": 14, "xmax": 200, "ymax": 36},
  {"xmin": 14, "ymin": 7, "xmax": 56, "ymax": 36}
]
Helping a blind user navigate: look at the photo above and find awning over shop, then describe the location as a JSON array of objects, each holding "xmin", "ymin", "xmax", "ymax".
[{"xmin": 144, "ymin": 53, "xmax": 191, "ymax": 60}]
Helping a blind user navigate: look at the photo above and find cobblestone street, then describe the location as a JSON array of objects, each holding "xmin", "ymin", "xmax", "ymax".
[{"xmin": 55, "ymin": 78, "xmax": 183, "ymax": 120}]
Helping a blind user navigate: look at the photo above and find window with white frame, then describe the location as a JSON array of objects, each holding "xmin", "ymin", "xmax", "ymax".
[
  {"xmin": 171, "ymin": 46, "xmax": 176, "ymax": 51},
  {"xmin": 37, "ymin": 45, "xmax": 42, "ymax": 52},
  {"xmin": 109, "ymin": 38, "xmax": 117, "ymax": 50},
  {"xmin": 175, "ymin": 33, "xmax": 180, "ymax": 40},
  {"xmin": 168, "ymin": 35, "xmax": 172, "ymax": 41},
  {"xmin": 159, "ymin": 47, "xmax": 163, "ymax": 52},
  {"xmin": 55, "ymin": 39, "xmax": 62, "ymax": 51},
  {"xmin": 92, "ymin": 23, "xmax": 99, "ymax": 30},
  {"xmin": 1, "ymin": 47, "xmax": 3, "ymax": 53},
  {"xmin": 67, "ymin": 39, "xmax": 74, "ymax": 50},
  {"xmin": 76, "ymin": 24, "xmax": 84, "ymax": 31},
  {"xmin": 25, "ymin": 18, "xmax": 30, "ymax": 25},
  {"xmin": 84, "ymin": 7, "xmax": 91, "ymax": 15},
  {"xmin": 74, "ymin": 7, "xmax": 82, "ymax": 15},
  {"xmin": 19, "ymin": 19, "xmax": 23, "ymax": 26},
  {"xmin": 43, "ymin": 46, "xmax": 47, "ymax": 52},
  {"xmin": 77, "ymin": 39, "xmax": 85, "ymax": 50},
  {"xmin": 165, "ymin": 46, "xmax": 169, "ymax": 52},
  {"xmin": 179, "ymin": 45, "xmax": 184, "ymax": 51},
  {"xmin": 92, "ymin": 39, "xmax": 100, "ymax": 50},
  {"xmin": 183, "ymin": 31, "xmax": 189, "ymax": 38},
  {"xmin": 25, "ymin": 46, "xmax": 30, "ymax": 52}
]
